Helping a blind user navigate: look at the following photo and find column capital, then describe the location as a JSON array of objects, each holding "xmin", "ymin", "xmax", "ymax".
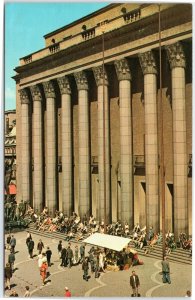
[
  {"xmin": 166, "ymin": 42, "xmax": 186, "ymax": 69},
  {"xmin": 30, "ymin": 85, "xmax": 42, "ymax": 101},
  {"xmin": 43, "ymin": 81, "xmax": 55, "ymax": 98},
  {"xmin": 74, "ymin": 71, "xmax": 88, "ymax": 91},
  {"xmin": 139, "ymin": 51, "xmax": 157, "ymax": 75},
  {"xmin": 20, "ymin": 89, "xmax": 30, "ymax": 105},
  {"xmin": 93, "ymin": 65, "xmax": 109, "ymax": 86},
  {"xmin": 114, "ymin": 58, "xmax": 132, "ymax": 81},
  {"xmin": 57, "ymin": 76, "xmax": 71, "ymax": 95}
]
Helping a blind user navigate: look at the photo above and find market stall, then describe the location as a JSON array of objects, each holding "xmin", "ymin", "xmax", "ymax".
[{"xmin": 83, "ymin": 233, "xmax": 143, "ymax": 271}]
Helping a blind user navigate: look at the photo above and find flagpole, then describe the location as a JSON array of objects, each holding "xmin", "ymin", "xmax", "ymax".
[
  {"xmin": 158, "ymin": 4, "xmax": 166, "ymax": 258},
  {"xmin": 102, "ymin": 29, "xmax": 107, "ymax": 234}
]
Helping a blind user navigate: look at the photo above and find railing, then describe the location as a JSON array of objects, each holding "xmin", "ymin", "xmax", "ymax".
[
  {"xmin": 23, "ymin": 55, "xmax": 32, "ymax": 64},
  {"xmin": 82, "ymin": 27, "xmax": 95, "ymax": 40},
  {"xmin": 49, "ymin": 43, "xmax": 60, "ymax": 54},
  {"xmin": 122, "ymin": 8, "xmax": 141, "ymax": 23},
  {"xmin": 20, "ymin": 7, "xmax": 142, "ymax": 66}
]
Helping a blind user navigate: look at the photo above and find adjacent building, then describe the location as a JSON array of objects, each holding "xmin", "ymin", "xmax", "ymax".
[
  {"xmin": 5, "ymin": 110, "xmax": 17, "ymax": 196},
  {"xmin": 13, "ymin": 3, "xmax": 192, "ymax": 237}
]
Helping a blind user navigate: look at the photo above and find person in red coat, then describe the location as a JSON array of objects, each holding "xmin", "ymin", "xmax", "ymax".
[
  {"xmin": 40, "ymin": 261, "xmax": 48, "ymax": 285},
  {"xmin": 64, "ymin": 287, "xmax": 71, "ymax": 297}
]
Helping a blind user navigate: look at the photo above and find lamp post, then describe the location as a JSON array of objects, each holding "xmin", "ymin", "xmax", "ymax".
[{"xmin": 158, "ymin": 4, "xmax": 166, "ymax": 258}]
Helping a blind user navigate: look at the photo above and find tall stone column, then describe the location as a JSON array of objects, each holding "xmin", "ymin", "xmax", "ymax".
[
  {"xmin": 93, "ymin": 66, "xmax": 110, "ymax": 223},
  {"xmin": 139, "ymin": 51, "xmax": 159, "ymax": 233},
  {"xmin": 30, "ymin": 85, "xmax": 43, "ymax": 214},
  {"xmin": 74, "ymin": 71, "xmax": 90, "ymax": 219},
  {"xmin": 43, "ymin": 81, "xmax": 57, "ymax": 216},
  {"xmin": 57, "ymin": 76, "xmax": 73, "ymax": 216},
  {"xmin": 114, "ymin": 58, "xmax": 133, "ymax": 227},
  {"xmin": 20, "ymin": 89, "xmax": 30, "ymax": 202},
  {"xmin": 166, "ymin": 42, "xmax": 188, "ymax": 237}
]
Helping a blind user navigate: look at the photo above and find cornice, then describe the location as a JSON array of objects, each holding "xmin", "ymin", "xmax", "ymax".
[{"xmin": 13, "ymin": 4, "xmax": 191, "ymax": 82}]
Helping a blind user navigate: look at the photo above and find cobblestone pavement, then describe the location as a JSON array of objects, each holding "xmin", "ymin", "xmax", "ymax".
[{"xmin": 4, "ymin": 231, "xmax": 192, "ymax": 297}]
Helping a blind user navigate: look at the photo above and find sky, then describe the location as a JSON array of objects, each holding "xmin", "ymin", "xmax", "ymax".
[{"xmin": 4, "ymin": 1, "xmax": 110, "ymax": 111}]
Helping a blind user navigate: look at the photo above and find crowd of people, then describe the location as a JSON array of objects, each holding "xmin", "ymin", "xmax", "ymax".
[
  {"xmin": 23, "ymin": 206, "xmax": 193, "ymax": 258},
  {"xmin": 4, "ymin": 206, "xmax": 192, "ymax": 296}
]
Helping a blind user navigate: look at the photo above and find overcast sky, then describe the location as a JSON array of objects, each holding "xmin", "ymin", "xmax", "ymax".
[{"xmin": 4, "ymin": 1, "xmax": 110, "ymax": 110}]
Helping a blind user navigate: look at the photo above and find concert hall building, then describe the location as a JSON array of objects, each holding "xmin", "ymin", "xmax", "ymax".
[{"xmin": 13, "ymin": 3, "xmax": 192, "ymax": 237}]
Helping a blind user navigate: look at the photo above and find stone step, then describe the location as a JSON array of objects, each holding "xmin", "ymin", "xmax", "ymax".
[{"xmin": 26, "ymin": 227, "xmax": 192, "ymax": 265}]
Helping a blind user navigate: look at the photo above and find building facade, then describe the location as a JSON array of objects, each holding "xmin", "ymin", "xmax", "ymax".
[
  {"xmin": 5, "ymin": 110, "xmax": 17, "ymax": 196},
  {"xmin": 13, "ymin": 3, "xmax": 192, "ymax": 237}
]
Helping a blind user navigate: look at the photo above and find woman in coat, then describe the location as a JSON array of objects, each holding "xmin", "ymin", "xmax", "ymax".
[{"xmin": 40, "ymin": 261, "xmax": 48, "ymax": 285}]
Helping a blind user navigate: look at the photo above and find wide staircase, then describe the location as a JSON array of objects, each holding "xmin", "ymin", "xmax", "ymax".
[
  {"xmin": 26, "ymin": 223, "xmax": 192, "ymax": 265},
  {"xmin": 129, "ymin": 241, "xmax": 192, "ymax": 265}
]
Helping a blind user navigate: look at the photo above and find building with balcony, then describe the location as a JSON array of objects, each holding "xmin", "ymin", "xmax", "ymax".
[{"xmin": 13, "ymin": 3, "xmax": 192, "ymax": 237}]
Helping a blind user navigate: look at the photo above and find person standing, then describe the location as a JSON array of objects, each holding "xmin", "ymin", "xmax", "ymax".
[
  {"xmin": 24, "ymin": 286, "xmax": 30, "ymax": 297},
  {"xmin": 58, "ymin": 240, "xmax": 63, "ymax": 258},
  {"xmin": 46, "ymin": 247, "xmax": 52, "ymax": 267},
  {"xmin": 37, "ymin": 239, "xmax": 44, "ymax": 254},
  {"xmin": 130, "ymin": 270, "xmax": 140, "ymax": 297},
  {"xmin": 28, "ymin": 238, "xmax": 34, "ymax": 259},
  {"xmin": 93, "ymin": 254, "xmax": 99, "ymax": 278},
  {"xmin": 64, "ymin": 287, "xmax": 71, "ymax": 297},
  {"xmin": 74, "ymin": 245, "xmax": 79, "ymax": 264},
  {"xmin": 66, "ymin": 245, "xmax": 73, "ymax": 268},
  {"xmin": 10, "ymin": 235, "xmax": 16, "ymax": 253},
  {"xmin": 26, "ymin": 233, "xmax": 32, "ymax": 248},
  {"xmin": 5, "ymin": 263, "xmax": 12, "ymax": 290},
  {"xmin": 37, "ymin": 253, "xmax": 43, "ymax": 268},
  {"xmin": 80, "ymin": 244, "xmax": 85, "ymax": 263},
  {"xmin": 82, "ymin": 257, "xmax": 89, "ymax": 281},
  {"xmin": 161, "ymin": 256, "xmax": 171, "ymax": 284},
  {"xmin": 88, "ymin": 251, "xmax": 95, "ymax": 273},
  {"xmin": 61, "ymin": 247, "xmax": 67, "ymax": 267},
  {"xmin": 6, "ymin": 234, "xmax": 11, "ymax": 250},
  {"xmin": 40, "ymin": 261, "xmax": 48, "ymax": 286},
  {"xmin": 8, "ymin": 250, "xmax": 15, "ymax": 272}
]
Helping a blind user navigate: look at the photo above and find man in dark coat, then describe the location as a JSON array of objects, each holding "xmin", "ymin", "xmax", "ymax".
[
  {"xmin": 66, "ymin": 245, "xmax": 73, "ymax": 268},
  {"xmin": 57, "ymin": 240, "xmax": 62, "ymax": 258},
  {"xmin": 60, "ymin": 247, "xmax": 67, "ymax": 267},
  {"xmin": 82, "ymin": 257, "xmax": 89, "ymax": 281},
  {"xmin": 28, "ymin": 238, "xmax": 34, "ymax": 258},
  {"xmin": 10, "ymin": 235, "xmax": 16, "ymax": 253},
  {"xmin": 80, "ymin": 244, "xmax": 85, "ymax": 263},
  {"xmin": 37, "ymin": 239, "xmax": 44, "ymax": 254},
  {"xmin": 5, "ymin": 263, "xmax": 12, "ymax": 290},
  {"xmin": 130, "ymin": 270, "xmax": 140, "ymax": 297},
  {"xmin": 161, "ymin": 256, "xmax": 171, "ymax": 284},
  {"xmin": 6, "ymin": 234, "xmax": 11, "ymax": 250},
  {"xmin": 46, "ymin": 246, "xmax": 52, "ymax": 266},
  {"xmin": 8, "ymin": 251, "xmax": 15, "ymax": 272}
]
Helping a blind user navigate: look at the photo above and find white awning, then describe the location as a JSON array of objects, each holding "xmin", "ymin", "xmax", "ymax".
[{"xmin": 83, "ymin": 233, "xmax": 131, "ymax": 252}]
